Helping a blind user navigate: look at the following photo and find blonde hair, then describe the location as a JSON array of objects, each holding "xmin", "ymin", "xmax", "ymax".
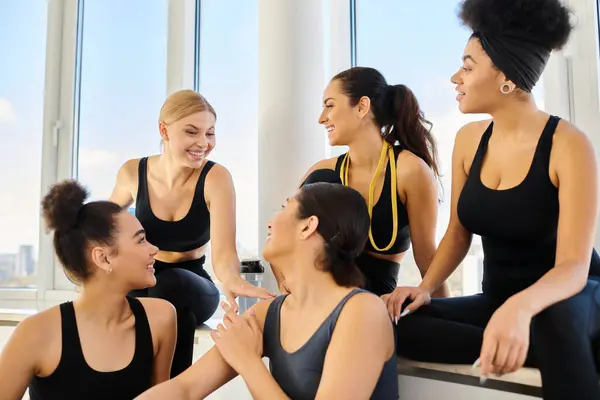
[{"xmin": 159, "ymin": 89, "xmax": 216, "ymax": 125}]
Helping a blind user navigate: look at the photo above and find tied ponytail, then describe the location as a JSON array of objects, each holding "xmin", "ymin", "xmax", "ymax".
[
  {"xmin": 332, "ymin": 67, "xmax": 441, "ymax": 179},
  {"xmin": 383, "ymin": 84, "xmax": 440, "ymax": 178}
]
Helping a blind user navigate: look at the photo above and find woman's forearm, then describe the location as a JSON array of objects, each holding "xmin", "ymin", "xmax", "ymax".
[
  {"xmin": 213, "ymin": 253, "xmax": 241, "ymax": 284},
  {"xmin": 420, "ymin": 227, "xmax": 472, "ymax": 294},
  {"xmin": 239, "ymin": 358, "xmax": 291, "ymax": 400},
  {"xmin": 513, "ymin": 261, "xmax": 588, "ymax": 316},
  {"xmin": 136, "ymin": 379, "xmax": 190, "ymax": 400},
  {"xmin": 415, "ymin": 249, "xmax": 452, "ymax": 298}
]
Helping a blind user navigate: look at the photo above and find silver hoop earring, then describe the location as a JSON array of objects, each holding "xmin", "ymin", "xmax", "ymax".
[{"xmin": 500, "ymin": 83, "xmax": 514, "ymax": 94}]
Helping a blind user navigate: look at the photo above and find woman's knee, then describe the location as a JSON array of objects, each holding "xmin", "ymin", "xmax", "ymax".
[
  {"xmin": 532, "ymin": 280, "xmax": 600, "ymax": 333},
  {"xmin": 150, "ymin": 268, "xmax": 219, "ymax": 324}
]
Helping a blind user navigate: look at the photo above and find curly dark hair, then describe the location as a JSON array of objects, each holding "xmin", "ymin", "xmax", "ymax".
[
  {"xmin": 458, "ymin": 0, "xmax": 574, "ymax": 50},
  {"xmin": 42, "ymin": 180, "xmax": 123, "ymax": 284}
]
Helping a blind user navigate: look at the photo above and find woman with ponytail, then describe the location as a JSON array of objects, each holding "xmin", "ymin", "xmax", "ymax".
[{"xmin": 298, "ymin": 66, "xmax": 449, "ymax": 301}]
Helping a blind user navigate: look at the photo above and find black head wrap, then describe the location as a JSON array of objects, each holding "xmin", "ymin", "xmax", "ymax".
[{"xmin": 473, "ymin": 31, "xmax": 550, "ymax": 93}]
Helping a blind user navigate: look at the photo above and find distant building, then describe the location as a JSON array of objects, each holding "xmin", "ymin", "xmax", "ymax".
[
  {"xmin": 0, "ymin": 253, "xmax": 16, "ymax": 281},
  {"xmin": 16, "ymin": 245, "xmax": 35, "ymax": 277}
]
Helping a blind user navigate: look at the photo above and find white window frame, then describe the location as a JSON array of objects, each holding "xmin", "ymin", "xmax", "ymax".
[
  {"xmin": 545, "ymin": 0, "xmax": 600, "ymax": 248},
  {"xmin": 0, "ymin": 0, "xmax": 200, "ymax": 302},
  {"xmin": 0, "ymin": 0, "xmax": 80, "ymax": 300}
]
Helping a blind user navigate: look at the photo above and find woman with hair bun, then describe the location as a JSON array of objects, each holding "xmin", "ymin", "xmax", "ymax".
[
  {"xmin": 0, "ymin": 180, "xmax": 177, "ymax": 400},
  {"xmin": 392, "ymin": 0, "xmax": 600, "ymax": 398},
  {"xmin": 137, "ymin": 183, "xmax": 399, "ymax": 400}
]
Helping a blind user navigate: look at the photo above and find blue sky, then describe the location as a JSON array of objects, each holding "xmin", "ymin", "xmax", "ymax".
[{"xmin": 0, "ymin": 0, "xmax": 544, "ymax": 262}]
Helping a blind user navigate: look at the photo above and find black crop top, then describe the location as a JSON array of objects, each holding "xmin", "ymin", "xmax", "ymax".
[
  {"xmin": 334, "ymin": 148, "xmax": 411, "ymax": 255},
  {"xmin": 135, "ymin": 157, "xmax": 214, "ymax": 252},
  {"xmin": 457, "ymin": 116, "xmax": 600, "ymax": 299},
  {"xmin": 28, "ymin": 297, "xmax": 154, "ymax": 400},
  {"xmin": 263, "ymin": 289, "xmax": 399, "ymax": 400}
]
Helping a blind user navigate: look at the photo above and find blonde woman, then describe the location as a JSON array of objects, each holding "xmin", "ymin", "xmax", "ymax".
[{"xmin": 110, "ymin": 90, "xmax": 275, "ymax": 377}]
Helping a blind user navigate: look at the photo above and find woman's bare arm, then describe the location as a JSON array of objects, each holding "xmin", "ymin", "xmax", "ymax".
[
  {"xmin": 314, "ymin": 293, "xmax": 395, "ymax": 399},
  {"xmin": 397, "ymin": 152, "xmax": 449, "ymax": 297},
  {"xmin": 109, "ymin": 159, "xmax": 138, "ymax": 208},
  {"xmin": 0, "ymin": 314, "xmax": 49, "ymax": 400},
  {"xmin": 136, "ymin": 299, "xmax": 273, "ymax": 400}
]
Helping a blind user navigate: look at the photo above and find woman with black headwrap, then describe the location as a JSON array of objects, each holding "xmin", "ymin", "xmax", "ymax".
[{"xmin": 389, "ymin": 0, "xmax": 600, "ymax": 398}]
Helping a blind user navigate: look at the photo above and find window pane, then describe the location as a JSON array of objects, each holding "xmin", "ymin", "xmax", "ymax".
[
  {"xmin": 0, "ymin": 2, "xmax": 47, "ymax": 287},
  {"xmin": 75, "ymin": 0, "xmax": 168, "ymax": 206},
  {"xmin": 198, "ymin": 0, "xmax": 258, "ymax": 262},
  {"xmin": 356, "ymin": 1, "xmax": 545, "ymax": 295}
]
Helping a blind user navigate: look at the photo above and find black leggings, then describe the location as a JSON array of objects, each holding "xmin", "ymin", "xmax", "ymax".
[
  {"xmin": 130, "ymin": 257, "xmax": 220, "ymax": 377},
  {"xmin": 355, "ymin": 252, "xmax": 400, "ymax": 297},
  {"xmin": 396, "ymin": 279, "xmax": 600, "ymax": 399}
]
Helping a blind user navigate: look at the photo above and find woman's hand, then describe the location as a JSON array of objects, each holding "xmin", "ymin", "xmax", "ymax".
[
  {"xmin": 222, "ymin": 276, "xmax": 276, "ymax": 313},
  {"xmin": 381, "ymin": 286, "xmax": 431, "ymax": 322},
  {"xmin": 211, "ymin": 302, "xmax": 263, "ymax": 374},
  {"xmin": 478, "ymin": 297, "xmax": 532, "ymax": 381}
]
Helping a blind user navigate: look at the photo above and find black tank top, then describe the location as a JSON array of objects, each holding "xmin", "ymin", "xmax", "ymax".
[
  {"xmin": 457, "ymin": 116, "xmax": 600, "ymax": 299},
  {"xmin": 28, "ymin": 296, "xmax": 155, "ymax": 400},
  {"xmin": 263, "ymin": 289, "xmax": 399, "ymax": 400},
  {"xmin": 334, "ymin": 147, "xmax": 411, "ymax": 255},
  {"xmin": 135, "ymin": 157, "xmax": 214, "ymax": 252}
]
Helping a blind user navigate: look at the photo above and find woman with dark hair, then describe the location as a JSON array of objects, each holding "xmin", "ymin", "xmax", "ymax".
[
  {"xmin": 136, "ymin": 182, "xmax": 398, "ymax": 400},
  {"xmin": 391, "ymin": 1, "xmax": 600, "ymax": 398},
  {"xmin": 0, "ymin": 180, "xmax": 177, "ymax": 400},
  {"xmin": 110, "ymin": 89, "xmax": 274, "ymax": 377},
  {"xmin": 293, "ymin": 67, "xmax": 450, "ymax": 301}
]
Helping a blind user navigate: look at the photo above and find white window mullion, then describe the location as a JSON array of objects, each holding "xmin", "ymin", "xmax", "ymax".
[
  {"xmin": 546, "ymin": 0, "xmax": 600, "ymax": 249},
  {"xmin": 166, "ymin": 0, "xmax": 198, "ymax": 95},
  {"xmin": 49, "ymin": 0, "xmax": 82, "ymax": 293},
  {"xmin": 325, "ymin": 0, "xmax": 352, "ymax": 158}
]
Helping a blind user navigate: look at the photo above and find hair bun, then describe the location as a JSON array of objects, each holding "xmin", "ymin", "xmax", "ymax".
[
  {"xmin": 41, "ymin": 180, "xmax": 89, "ymax": 232},
  {"xmin": 459, "ymin": 0, "xmax": 573, "ymax": 50},
  {"xmin": 329, "ymin": 233, "xmax": 360, "ymax": 265}
]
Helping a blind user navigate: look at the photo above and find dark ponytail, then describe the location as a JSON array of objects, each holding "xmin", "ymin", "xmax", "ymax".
[
  {"xmin": 296, "ymin": 182, "xmax": 369, "ymax": 288},
  {"xmin": 333, "ymin": 67, "xmax": 440, "ymax": 178},
  {"xmin": 383, "ymin": 84, "xmax": 440, "ymax": 177}
]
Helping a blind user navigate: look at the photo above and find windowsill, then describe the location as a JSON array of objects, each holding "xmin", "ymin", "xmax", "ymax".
[{"xmin": 397, "ymin": 358, "xmax": 542, "ymax": 397}]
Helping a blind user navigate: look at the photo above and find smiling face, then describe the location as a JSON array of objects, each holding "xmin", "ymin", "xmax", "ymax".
[
  {"xmin": 450, "ymin": 37, "xmax": 513, "ymax": 114},
  {"xmin": 318, "ymin": 79, "xmax": 366, "ymax": 146},
  {"xmin": 160, "ymin": 111, "xmax": 216, "ymax": 168},
  {"xmin": 263, "ymin": 196, "xmax": 302, "ymax": 263},
  {"xmin": 262, "ymin": 193, "xmax": 320, "ymax": 271},
  {"xmin": 92, "ymin": 211, "xmax": 159, "ymax": 290}
]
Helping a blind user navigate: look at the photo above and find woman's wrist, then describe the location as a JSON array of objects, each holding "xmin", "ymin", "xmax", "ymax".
[{"xmin": 419, "ymin": 278, "xmax": 438, "ymax": 294}]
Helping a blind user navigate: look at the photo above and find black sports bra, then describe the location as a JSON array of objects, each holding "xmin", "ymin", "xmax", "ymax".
[
  {"xmin": 28, "ymin": 297, "xmax": 154, "ymax": 400},
  {"xmin": 334, "ymin": 147, "xmax": 410, "ymax": 255},
  {"xmin": 135, "ymin": 157, "xmax": 214, "ymax": 252}
]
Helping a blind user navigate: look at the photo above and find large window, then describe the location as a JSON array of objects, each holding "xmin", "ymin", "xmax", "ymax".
[
  {"xmin": 355, "ymin": 0, "xmax": 545, "ymax": 295},
  {"xmin": 197, "ymin": 0, "xmax": 259, "ymax": 263},
  {"xmin": 74, "ymin": 0, "xmax": 168, "ymax": 204},
  {"xmin": 0, "ymin": 1, "xmax": 48, "ymax": 288}
]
